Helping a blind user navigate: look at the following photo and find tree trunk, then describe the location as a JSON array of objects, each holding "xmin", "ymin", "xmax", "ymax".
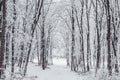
[
  {"xmin": 96, "ymin": 0, "xmax": 101, "ymax": 71},
  {"xmin": 11, "ymin": 0, "xmax": 16, "ymax": 76},
  {"xmin": 36, "ymin": 30, "xmax": 40, "ymax": 65},
  {"xmin": 0, "ymin": 0, "xmax": 6, "ymax": 78},
  {"xmin": 80, "ymin": 0, "xmax": 85, "ymax": 72},
  {"xmin": 71, "ymin": 0, "xmax": 75, "ymax": 71},
  {"xmin": 23, "ymin": 0, "xmax": 44, "ymax": 76},
  {"xmin": 112, "ymin": 0, "xmax": 119, "ymax": 73},
  {"xmin": 106, "ymin": 0, "xmax": 112, "ymax": 75},
  {"xmin": 5, "ymin": 33, "xmax": 10, "ymax": 66},
  {"xmin": 41, "ymin": 5, "xmax": 46, "ymax": 69},
  {"xmin": 85, "ymin": 0, "xmax": 91, "ymax": 71},
  {"xmin": 41, "ymin": 25, "xmax": 46, "ymax": 70}
]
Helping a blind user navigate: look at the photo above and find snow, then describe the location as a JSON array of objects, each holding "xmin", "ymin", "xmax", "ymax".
[
  {"xmin": 26, "ymin": 58, "xmax": 79, "ymax": 80},
  {"xmin": 24, "ymin": 58, "xmax": 120, "ymax": 80},
  {"xmin": 28, "ymin": 64, "xmax": 77, "ymax": 80},
  {"xmin": 3, "ymin": 58, "xmax": 120, "ymax": 80},
  {"xmin": 53, "ymin": 57, "xmax": 67, "ymax": 66},
  {"xmin": 33, "ymin": 57, "xmax": 67, "ymax": 66},
  {"xmin": 27, "ymin": 63, "xmax": 78, "ymax": 80}
]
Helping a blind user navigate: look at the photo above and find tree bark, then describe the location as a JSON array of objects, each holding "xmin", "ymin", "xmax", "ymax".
[
  {"xmin": 71, "ymin": 0, "xmax": 75, "ymax": 71},
  {"xmin": 11, "ymin": 0, "xmax": 16, "ymax": 76},
  {"xmin": 105, "ymin": 0, "xmax": 112, "ymax": 76},
  {"xmin": 0, "ymin": 0, "xmax": 6, "ymax": 78}
]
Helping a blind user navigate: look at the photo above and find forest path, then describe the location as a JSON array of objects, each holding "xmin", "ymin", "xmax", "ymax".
[
  {"xmin": 27, "ymin": 63, "xmax": 82, "ymax": 80},
  {"xmin": 26, "ymin": 58, "xmax": 95, "ymax": 80}
]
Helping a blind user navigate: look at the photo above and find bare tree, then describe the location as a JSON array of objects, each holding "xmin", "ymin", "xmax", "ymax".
[
  {"xmin": 0, "ymin": 0, "xmax": 6, "ymax": 78},
  {"xmin": 105, "ymin": 0, "xmax": 112, "ymax": 76},
  {"xmin": 111, "ymin": 0, "xmax": 119, "ymax": 73},
  {"xmin": 71, "ymin": 0, "xmax": 75, "ymax": 71},
  {"xmin": 11, "ymin": 0, "xmax": 16, "ymax": 77},
  {"xmin": 75, "ymin": 0, "xmax": 86, "ymax": 72},
  {"xmin": 85, "ymin": 0, "xmax": 92, "ymax": 71},
  {"xmin": 23, "ymin": 0, "xmax": 44, "ymax": 76}
]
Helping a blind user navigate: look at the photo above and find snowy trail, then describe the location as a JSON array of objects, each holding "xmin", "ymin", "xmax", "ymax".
[
  {"xmin": 26, "ymin": 58, "xmax": 95, "ymax": 80},
  {"xmin": 27, "ymin": 63, "xmax": 80, "ymax": 80}
]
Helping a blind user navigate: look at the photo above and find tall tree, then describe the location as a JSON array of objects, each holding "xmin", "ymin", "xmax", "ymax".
[
  {"xmin": 105, "ymin": 0, "xmax": 112, "ymax": 75},
  {"xmin": 0, "ymin": 0, "xmax": 6, "ymax": 78},
  {"xmin": 23, "ymin": 0, "xmax": 44, "ymax": 76},
  {"xmin": 11, "ymin": 0, "xmax": 16, "ymax": 76},
  {"xmin": 71, "ymin": 0, "xmax": 75, "ymax": 71},
  {"xmin": 111, "ymin": 0, "xmax": 119, "ymax": 73},
  {"xmin": 85, "ymin": 0, "xmax": 92, "ymax": 71},
  {"xmin": 75, "ymin": 0, "xmax": 86, "ymax": 72},
  {"xmin": 41, "ymin": 4, "xmax": 46, "ymax": 69}
]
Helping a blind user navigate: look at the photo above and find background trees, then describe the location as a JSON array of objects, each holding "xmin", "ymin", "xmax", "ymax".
[{"xmin": 0, "ymin": 0, "xmax": 120, "ymax": 79}]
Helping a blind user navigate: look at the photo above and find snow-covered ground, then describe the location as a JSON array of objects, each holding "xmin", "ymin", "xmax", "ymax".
[
  {"xmin": 27, "ymin": 58, "xmax": 79, "ymax": 80},
  {"xmin": 26, "ymin": 58, "xmax": 79, "ymax": 80},
  {"xmin": 25, "ymin": 58, "xmax": 120, "ymax": 80},
  {"xmin": 27, "ymin": 64, "xmax": 79, "ymax": 80}
]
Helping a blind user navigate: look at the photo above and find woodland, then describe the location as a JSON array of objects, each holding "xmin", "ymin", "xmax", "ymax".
[{"xmin": 0, "ymin": 0, "xmax": 120, "ymax": 80}]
